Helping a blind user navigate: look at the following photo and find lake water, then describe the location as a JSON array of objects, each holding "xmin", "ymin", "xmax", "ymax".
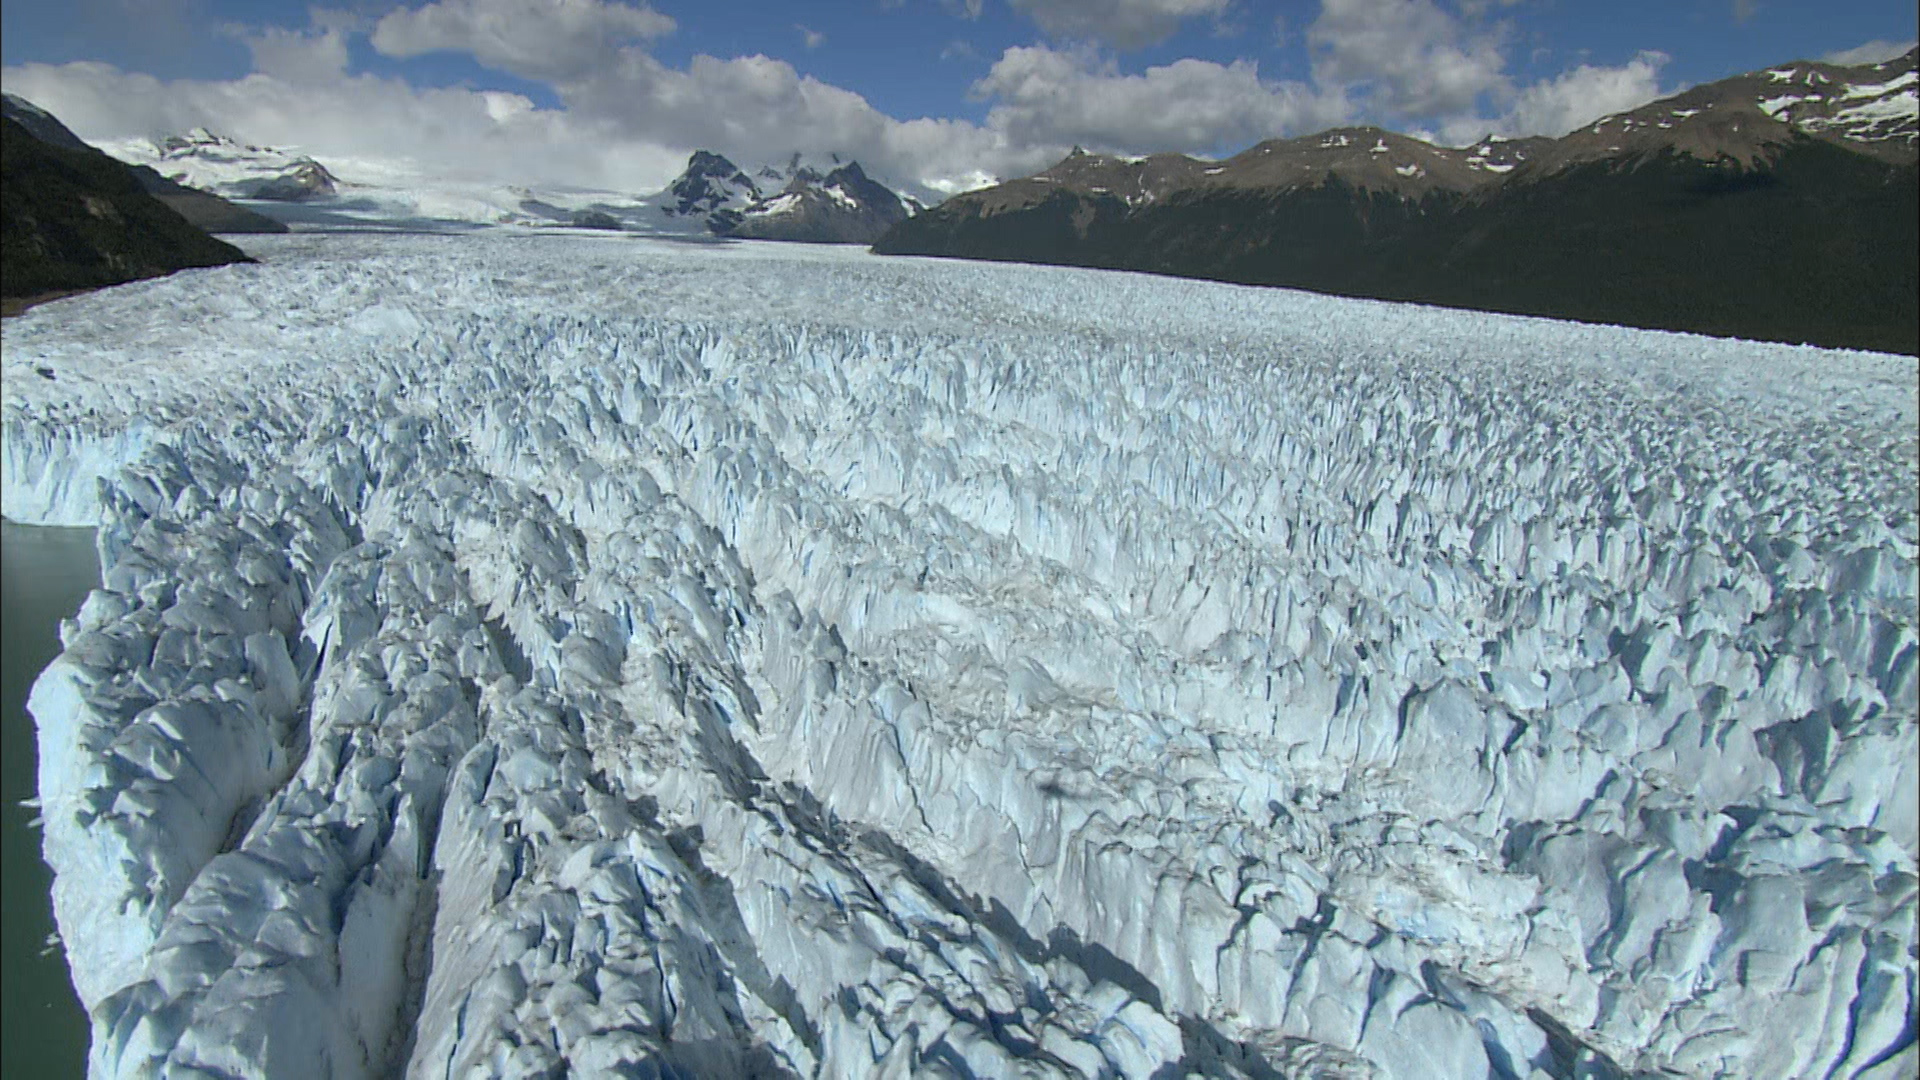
[{"xmin": 3, "ymin": 519, "xmax": 98, "ymax": 1076}]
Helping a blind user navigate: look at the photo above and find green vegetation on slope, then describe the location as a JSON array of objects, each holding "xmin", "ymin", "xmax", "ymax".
[{"xmin": 2, "ymin": 117, "xmax": 251, "ymax": 299}]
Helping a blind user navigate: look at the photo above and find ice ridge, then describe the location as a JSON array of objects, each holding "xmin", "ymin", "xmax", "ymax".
[{"xmin": 1, "ymin": 233, "xmax": 1914, "ymax": 1079}]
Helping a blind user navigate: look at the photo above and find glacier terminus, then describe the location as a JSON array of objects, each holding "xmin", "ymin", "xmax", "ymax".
[{"xmin": 1, "ymin": 232, "xmax": 1914, "ymax": 1079}]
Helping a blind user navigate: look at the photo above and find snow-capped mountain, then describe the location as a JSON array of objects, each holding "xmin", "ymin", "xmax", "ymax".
[
  {"xmin": 4, "ymin": 231, "xmax": 1913, "ymax": 1080},
  {"xmin": 731, "ymin": 159, "xmax": 918, "ymax": 243},
  {"xmin": 1757, "ymin": 51, "xmax": 1918, "ymax": 147},
  {"xmin": 655, "ymin": 149, "xmax": 920, "ymax": 243},
  {"xmin": 94, "ymin": 131, "xmax": 698, "ymax": 234},
  {"xmin": 657, "ymin": 148, "xmax": 762, "ymax": 228},
  {"xmin": 1209, "ymin": 126, "xmax": 1550, "ymax": 197},
  {"xmin": 4, "ymin": 96, "xmax": 287, "ymax": 235},
  {"xmin": 105, "ymin": 128, "xmax": 341, "ymax": 201},
  {"xmin": 877, "ymin": 47, "xmax": 1919, "ymax": 353},
  {"xmin": 89, "ymin": 132, "xmax": 918, "ymax": 243},
  {"xmin": 1, "ymin": 105, "xmax": 251, "ymax": 302},
  {"xmin": 1524, "ymin": 46, "xmax": 1917, "ymax": 175},
  {"xmin": 941, "ymin": 129, "xmax": 1554, "ymax": 229}
]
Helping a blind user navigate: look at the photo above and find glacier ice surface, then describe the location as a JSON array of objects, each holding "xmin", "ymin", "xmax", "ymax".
[{"xmin": 3, "ymin": 232, "xmax": 1916, "ymax": 1079}]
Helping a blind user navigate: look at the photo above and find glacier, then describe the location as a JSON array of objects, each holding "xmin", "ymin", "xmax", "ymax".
[{"xmin": 2, "ymin": 231, "xmax": 1915, "ymax": 1080}]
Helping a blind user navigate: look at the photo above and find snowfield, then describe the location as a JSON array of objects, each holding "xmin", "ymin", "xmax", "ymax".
[{"xmin": 3, "ymin": 232, "xmax": 1915, "ymax": 1080}]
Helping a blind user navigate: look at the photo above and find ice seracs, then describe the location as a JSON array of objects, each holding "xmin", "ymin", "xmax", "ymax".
[{"xmin": 3, "ymin": 232, "xmax": 1915, "ymax": 1079}]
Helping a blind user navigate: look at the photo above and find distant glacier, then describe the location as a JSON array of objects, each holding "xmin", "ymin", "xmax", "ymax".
[{"xmin": 2, "ymin": 233, "xmax": 1914, "ymax": 1079}]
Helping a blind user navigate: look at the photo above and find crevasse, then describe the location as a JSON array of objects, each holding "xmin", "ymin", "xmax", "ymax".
[{"xmin": 3, "ymin": 232, "xmax": 1914, "ymax": 1079}]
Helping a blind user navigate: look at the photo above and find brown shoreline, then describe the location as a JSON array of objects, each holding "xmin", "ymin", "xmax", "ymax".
[{"xmin": 1, "ymin": 288, "xmax": 99, "ymax": 318}]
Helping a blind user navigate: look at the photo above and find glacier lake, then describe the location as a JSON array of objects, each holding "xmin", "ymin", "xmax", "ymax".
[
  {"xmin": 2, "ymin": 518, "xmax": 97, "ymax": 1077},
  {"xmin": 0, "ymin": 232, "xmax": 1913, "ymax": 1079}
]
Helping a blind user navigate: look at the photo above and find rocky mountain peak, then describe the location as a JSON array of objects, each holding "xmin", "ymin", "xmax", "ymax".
[
  {"xmin": 665, "ymin": 150, "xmax": 760, "ymax": 219},
  {"xmin": 654, "ymin": 149, "xmax": 914, "ymax": 243},
  {"xmin": 1518, "ymin": 46, "xmax": 1917, "ymax": 178}
]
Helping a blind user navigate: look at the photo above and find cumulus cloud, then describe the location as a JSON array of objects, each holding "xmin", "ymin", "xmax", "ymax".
[
  {"xmin": 1300, "ymin": 0, "xmax": 1668, "ymax": 146},
  {"xmin": 797, "ymin": 25, "xmax": 826, "ymax": 50},
  {"xmin": 1307, "ymin": 0, "xmax": 1510, "ymax": 120},
  {"xmin": 0, "ymin": 58, "xmax": 689, "ymax": 190},
  {"xmin": 547, "ymin": 50, "xmax": 1054, "ymax": 193},
  {"xmin": 1007, "ymin": 0, "xmax": 1232, "ymax": 50},
  {"xmin": 1820, "ymin": 39, "xmax": 1917, "ymax": 66},
  {"xmin": 1416, "ymin": 49, "xmax": 1670, "ymax": 147},
  {"xmin": 973, "ymin": 45, "xmax": 1347, "ymax": 155},
  {"xmin": 1498, "ymin": 50, "xmax": 1669, "ymax": 137},
  {"xmin": 370, "ymin": 0, "xmax": 674, "ymax": 83},
  {"xmin": 220, "ymin": 23, "xmax": 351, "ymax": 85},
  {"xmin": 0, "ymin": 0, "xmax": 1693, "ymax": 204},
  {"xmin": 0, "ymin": 43, "xmax": 1037, "ymax": 202},
  {"xmin": 1455, "ymin": 0, "xmax": 1525, "ymax": 16}
]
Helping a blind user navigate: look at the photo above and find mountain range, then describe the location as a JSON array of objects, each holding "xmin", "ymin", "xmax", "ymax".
[
  {"xmin": 1, "ymin": 110, "xmax": 252, "ymax": 308},
  {"xmin": 6, "ymin": 47, "xmax": 1914, "ymax": 348},
  {"xmin": 875, "ymin": 48, "xmax": 1919, "ymax": 354},
  {"xmin": 96, "ymin": 131, "xmax": 919, "ymax": 244},
  {"xmin": 658, "ymin": 149, "xmax": 921, "ymax": 242},
  {"xmin": 3, "ymin": 95, "xmax": 287, "ymax": 235}
]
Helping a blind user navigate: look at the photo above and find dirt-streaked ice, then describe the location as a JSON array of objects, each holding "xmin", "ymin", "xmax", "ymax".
[{"xmin": 3, "ymin": 232, "xmax": 1915, "ymax": 1079}]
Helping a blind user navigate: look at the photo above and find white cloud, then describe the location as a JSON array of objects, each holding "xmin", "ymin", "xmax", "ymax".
[
  {"xmin": 1007, "ymin": 0, "xmax": 1232, "ymax": 50},
  {"xmin": 1500, "ymin": 50, "xmax": 1668, "ymax": 137},
  {"xmin": 0, "ymin": 38, "xmax": 1049, "ymax": 203},
  {"xmin": 0, "ymin": 59, "xmax": 683, "ymax": 189},
  {"xmin": 1420, "ymin": 49, "xmax": 1670, "ymax": 146},
  {"xmin": 0, "ymin": 0, "xmax": 1697, "ymax": 206},
  {"xmin": 550, "ymin": 49, "xmax": 1059, "ymax": 194},
  {"xmin": 797, "ymin": 25, "xmax": 826, "ymax": 50},
  {"xmin": 220, "ymin": 23, "xmax": 351, "ymax": 85},
  {"xmin": 370, "ymin": 0, "xmax": 674, "ymax": 83},
  {"xmin": 1820, "ymin": 39, "xmax": 1917, "ymax": 66},
  {"xmin": 1306, "ymin": 0, "xmax": 1510, "ymax": 119},
  {"xmin": 972, "ymin": 44, "xmax": 1347, "ymax": 155},
  {"xmin": 1456, "ymin": 0, "xmax": 1525, "ymax": 16}
]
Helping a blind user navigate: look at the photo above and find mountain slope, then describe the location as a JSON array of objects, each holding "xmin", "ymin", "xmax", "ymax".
[
  {"xmin": 657, "ymin": 149, "xmax": 763, "ymax": 230},
  {"xmin": 655, "ymin": 151, "xmax": 918, "ymax": 243},
  {"xmin": 729, "ymin": 160, "xmax": 914, "ymax": 243},
  {"xmin": 1385, "ymin": 138, "xmax": 1918, "ymax": 353},
  {"xmin": 1, "ymin": 96, "xmax": 287, "ymax": 235},
  {"xmin": 123, "ymin": 128, "xmax": 341, "ymax": 201},
  {"xmin": 878, "ymin": 48, "xmax": 1919, "ymax": 353},
  {"xmin": 1, "ymin": 117, "xmax": 251, "ymax": 302}
]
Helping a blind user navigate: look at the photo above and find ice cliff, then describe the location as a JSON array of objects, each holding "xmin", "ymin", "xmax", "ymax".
[{"xmin": 2, "ymin": 233, "xmax": 1915, "ymax": 1079}]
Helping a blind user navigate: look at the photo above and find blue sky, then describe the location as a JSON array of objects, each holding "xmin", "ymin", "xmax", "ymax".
[{"xmin": 3, "ymin": 0, "xmax": 1914, "ymax": 197}]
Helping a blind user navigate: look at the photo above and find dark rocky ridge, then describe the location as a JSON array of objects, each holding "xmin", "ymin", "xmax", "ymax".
[
  {"xmin": 2, "ymin": 95, "xmax": 286, "ymax": 235},
  {"xmin": 2, "ymin": 116, "xmax": 252, "ymax": 302},
  {"xmin": 664, "ymin": 149, "xmax": 760, "ymax": 230},
  {"xmin": 657, "ymin": 151, "xmax": 917, "ymax": 243},
  {"xmin": 730, "ymin": 161, "xmax": 914, "ymax": 244},
  {"xmin": 877, "ymin": 49, "xmax": 1918, "ymax": 354}
]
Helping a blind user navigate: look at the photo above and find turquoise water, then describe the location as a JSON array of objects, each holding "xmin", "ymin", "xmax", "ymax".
[{"xmin": 2, "ymin": 519, "xmax": 98, "ymax": 1076}]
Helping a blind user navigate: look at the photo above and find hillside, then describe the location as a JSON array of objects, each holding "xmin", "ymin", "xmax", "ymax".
[
  {"xmin": 1, "ymin": 117, "xmax": 251, "ymax": 303},
  {"xmin": 1, "ymin": 95, "xmax": 286, "ymax": 235},
  {"xmin": 877, "ymin": 49, "xmax": 1919, "ymax": 354}
]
